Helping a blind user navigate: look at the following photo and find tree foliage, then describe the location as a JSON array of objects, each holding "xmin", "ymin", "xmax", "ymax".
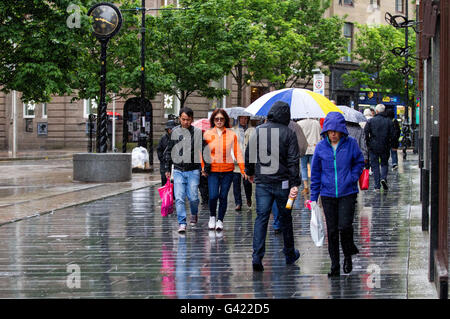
[{"xmin": 342, "ymin": 24, "xmax": 416, "ymax": 104}]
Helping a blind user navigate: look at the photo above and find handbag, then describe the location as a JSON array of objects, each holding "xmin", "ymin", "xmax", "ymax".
[
  {"xmin": 359, "ymin": 169, "xmax": 370, "ymax": 190},
  {"xmin": 158, "ymin": 180, "xmax": 174, "ymax": 217}
]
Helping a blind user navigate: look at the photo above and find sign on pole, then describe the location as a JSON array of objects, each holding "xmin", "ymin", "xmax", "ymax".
[{"xmin": 313, "ymin": 73, "xmax": 325, "ymax": 96}]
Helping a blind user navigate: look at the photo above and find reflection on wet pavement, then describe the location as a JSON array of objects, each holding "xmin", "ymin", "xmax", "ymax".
[{"xmin": 0, "ymin": 155, "xmax": 436, "ymax": 298}]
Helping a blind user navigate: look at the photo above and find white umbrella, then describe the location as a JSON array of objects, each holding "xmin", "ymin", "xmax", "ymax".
[{"xmin": 245, "ymin": 88, "xmax": 342, "ymax": 119}]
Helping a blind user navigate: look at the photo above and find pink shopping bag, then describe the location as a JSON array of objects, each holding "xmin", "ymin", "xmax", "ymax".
[{"xmin": 158, "ymin": 180, "xmax": 174, "ymax": 217}]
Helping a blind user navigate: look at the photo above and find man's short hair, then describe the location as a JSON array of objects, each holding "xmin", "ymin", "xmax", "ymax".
[
  {"xmin": 179, "ymin": 107, "xmax": 193, "ymax": 118},
  {"xmin": 375, "ymin": 104, "xmax": 385, "ymax": 114}
]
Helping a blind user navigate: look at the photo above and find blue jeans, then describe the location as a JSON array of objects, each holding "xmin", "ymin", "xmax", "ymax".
[
  {"xmin": 369, "ymin": 151, "xmax": 389, "ymax": 189},
  {"xmin": 272, "ymin": 202, "xmax": 280, "ymax": 230},
  {"xmin": 208, "ymin": 172, "xmax": 234, "ymax": 221},
  {"xmin": 173, "ymin": 169, "xmax": 200, "ymax": 225},
  {"xmin": 391, "ymin": 149, "xmax": 398, "ymax": 166},
  {"xmin": 300, "ymin": 155, "xmax": 313, "ymax": 181},
  {"xmin": 253, "ymin": 183, "xmax": 296, "ymax": 264}
]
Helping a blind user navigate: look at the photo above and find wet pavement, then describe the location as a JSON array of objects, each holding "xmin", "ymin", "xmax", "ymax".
[{"xmin": 0, "ymin": 152, "xmax": 437, "ymax": 298}]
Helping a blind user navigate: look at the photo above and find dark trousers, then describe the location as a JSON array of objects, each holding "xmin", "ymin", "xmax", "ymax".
[
  {"xmin": 252, "ymin": 183, "xmax": 296, "ymax": 264},
  {"xmin": 369, "ymin": 151, "xmax": 390, "ymax": 189},
  {"xmin": 161, "ymin": 172, "xmax": 167, "ymax": 186},
  {"xmin": 199, "ymin": 174, "xmax": 209, "ymax": 204},
  {"xmin": 208, "ymin": 172, "xmax": 234, "ymax": 221},
  {"xmin": 232, "ymin": 172, "xmax": 252, "ymax": 206},
  {"xmin": 321, "ymin": 194, "xmax": 359, "ymax": 268}
]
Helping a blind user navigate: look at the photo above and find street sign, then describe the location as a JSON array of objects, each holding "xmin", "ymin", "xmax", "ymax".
[{"xmin": 313, "ymin": 73, "xmax": 325, "ymax": 95}]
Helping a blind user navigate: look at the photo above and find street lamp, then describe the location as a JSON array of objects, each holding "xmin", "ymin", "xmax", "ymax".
[{"xmin": 88, "ymin": 3, "xmax": 123, "ymax": 153}]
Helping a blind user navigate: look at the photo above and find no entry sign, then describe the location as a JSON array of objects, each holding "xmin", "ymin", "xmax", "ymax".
[{"xmin": 313, "ymin": 73, "xmax": 325, "ymax": 96}]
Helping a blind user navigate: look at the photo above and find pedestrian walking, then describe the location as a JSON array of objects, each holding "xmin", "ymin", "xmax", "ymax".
[
  {"xmin": 157, "ymin": 120, "xmax": 176, "ymax": 186},
  {"xmin": 271, "ymin": 120, "xmax": 307, "ymax": 233},
  {"xmin": 346, "ymin": 121, "xmax": 369, "ymax": 169},
  {"xmin": 387, "ymin": 109, "xmax": 401, "ymax": 170},
  {"xmin": 203, "ymin": 109, "xmax": 246, "ymax": 232},
  {"xmin": 364, "ymin": 104, "xmax": 394, "ymax": 191},
  {"xmin": 245, "ymin": 101, "xmax": 301, "ymax": 271},
  {"xmin": 310, "ymin": 112, "xmax": 365, "ymax": 276},
  {"xmin": 164, "ymin": 107, "xmax": 204, "ymax": 233},
  {"xmin": 231, "ymin": 115, "xmax": 254, "ymax": 211},
  {"xmin": 297, "ymin": 118, "xmax": 322, "ymax": 196}
]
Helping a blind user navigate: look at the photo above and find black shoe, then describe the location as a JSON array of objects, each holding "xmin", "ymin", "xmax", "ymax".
[
  {"xmin": 328, "ymin": 265, "xmax": 340, "ymax": 277},
  {"xmin": 380, "ymin": 179, "xmax": 388, "ymax": 191},
  {"xmin": 343, "ymin": 256, "xmax": 353, "ymax": 274},
  {"xmin": 247, "ymin": 199, "xmax": 252, "ymax": 208},
  {"xmin": 235, "ymin": 205, "xmax": 242, "ymax": 211},
  {"xmin": 286, "ymin": 249, "xmax": 300, "ymax": 265},
  {"xmin": 253, "ymin": 263, "xmax": 264, "ymax": 272}
]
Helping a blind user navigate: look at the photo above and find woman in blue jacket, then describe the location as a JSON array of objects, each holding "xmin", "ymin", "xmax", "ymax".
[{"xmin": 310, "ymin": 112, "xmax": 365, "ymax": 277}]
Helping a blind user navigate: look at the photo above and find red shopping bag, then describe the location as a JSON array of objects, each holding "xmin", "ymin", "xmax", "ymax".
[
  {"xmin": 359, "ymin": 169, "xmax": 369, "ymax": 190},
  {"xmin": 158, "ymin": 180, "xmax": 174, "ymax": 217}
]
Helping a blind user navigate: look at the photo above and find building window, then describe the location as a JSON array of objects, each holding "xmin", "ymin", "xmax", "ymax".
[
  {"xmin": 210, "ymin": 76, "xmax": 227, "ymax": 110},
  {"xmin": 23, "ymin": 102, "xmax": 35, "ymax": 118},
  {"xmin": 395, "ymin": 0, "xmax": 404, "ymax": 13},
  {"xmin": 42, "ymin": 103, "xmax": 47, "ymax": 119},
  {"xmin": 370, "ymin": 0, "xmax": 380, "ymax": 7},
  {"xmin": 339, "ymin": 0, "xmax": 354, "ymax": 6},
  {"xmin": 343, "ymin": 23, "xmax": 353, "ymax": 62},
  {"xmin": 83, "ymin": 99, "xmax": 98, "ymax": 118}
]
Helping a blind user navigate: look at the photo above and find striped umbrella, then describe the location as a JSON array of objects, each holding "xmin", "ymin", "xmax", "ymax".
[{"xmin": 245, "ymin": 88, "xmax": 343, "ymax": 119}]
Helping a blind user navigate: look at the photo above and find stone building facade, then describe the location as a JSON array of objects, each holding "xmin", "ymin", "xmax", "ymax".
[{"xmin": 0, "ymin": 0, "xmax": 415, "ymax": 153}]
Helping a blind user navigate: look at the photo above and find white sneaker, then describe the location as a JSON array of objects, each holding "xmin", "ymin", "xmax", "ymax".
[
  {"xmin": 178, "ymin": 224, "xmax": 186, "ymax": 233},
  {"xmin": 215, "ymin": 220, "xmax": 223, "ymax": 231},
  {"xmin": 208, "ymin": 216, "xmax": 216, "ymax": 230}
]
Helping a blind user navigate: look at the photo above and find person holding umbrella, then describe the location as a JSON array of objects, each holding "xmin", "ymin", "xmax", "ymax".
[
  {"xmin": 310, "ymin": 112, "xmax": 365, "ymax": 276},
  {"xmin": 203, "ymin": 109, "xmax": 247, "ymax": 231}
]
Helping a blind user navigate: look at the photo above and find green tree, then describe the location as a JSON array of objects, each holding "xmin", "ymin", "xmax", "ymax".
[
  {"xmin": 148, "ymin": 0, "xmax": 237, "ymax": 108},
  {"xmin": 342, "ymin": 24, "xmax": 416, "ymax": 104},
  {"xmin": 0, "ymin": 0, "xmax": 94, "ymax": 103},
  {"xmin": 248, "ymin": 0, "xmax": 347, "ymax": 90}
]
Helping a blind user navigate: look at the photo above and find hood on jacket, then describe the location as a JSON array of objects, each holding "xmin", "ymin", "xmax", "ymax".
[
  {"xmin": 267, "ymin": 101, "xmax": 291, "ymax": 126},
  {"xmin": 321, "ymin": 112, "xmax": 349, "ymax": 137}
]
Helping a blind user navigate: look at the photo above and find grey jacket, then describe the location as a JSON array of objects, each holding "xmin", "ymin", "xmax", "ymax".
[{"xmin": 346, "ymin": 122, "xmax": 368, "ymax": 161}]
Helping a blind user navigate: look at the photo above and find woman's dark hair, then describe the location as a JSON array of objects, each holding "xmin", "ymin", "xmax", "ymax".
[
  {"xmin": 179, "ymin": 107, "xmax": 194, "ymax": 118},
  {"xmin": 209, "ymin": 108, "xmax": 231, "ymax": 128}
]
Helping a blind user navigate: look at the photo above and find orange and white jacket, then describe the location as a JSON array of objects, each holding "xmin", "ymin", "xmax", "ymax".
[{"xmin": 203, "ymin": 127, "xmax": 245, "ymax": 174}]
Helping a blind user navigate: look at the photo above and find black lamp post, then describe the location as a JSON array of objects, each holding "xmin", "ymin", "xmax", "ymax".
[{"xmin": 88, "ymin": 3, "xmax": 123, "ymax": 153}]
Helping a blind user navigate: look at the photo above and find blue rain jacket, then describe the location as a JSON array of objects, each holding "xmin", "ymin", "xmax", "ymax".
[{"xmin": 310, "ymin": 112, "xmax": 365, "ymax": 201}]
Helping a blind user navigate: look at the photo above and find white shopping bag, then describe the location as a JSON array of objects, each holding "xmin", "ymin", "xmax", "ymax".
[
  {"xmin": 131, "ymin": 146, "xmax": 149, "ymax": 169},
  {"xmin": 310, "ymin": 202, "xmax": 325, "ymax": 247}
]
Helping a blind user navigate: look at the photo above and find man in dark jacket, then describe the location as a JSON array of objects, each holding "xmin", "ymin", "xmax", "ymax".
[
  {"xmin": 164, "ymin": 107, "xmax": 204, "ymax": 233},
  {"xmin": 364, "ymin": 104, "xmax": 394, "ymax": 191},
  {"xmin": 387, "ymin": 109, "xmax": 401, "ymax": 170},
  {"xmin": 245, "ymin": 101, "xmax": 301, "ymax": 271},
  {"xmin": 157, "ymin": 120, "xmax": 176, "ymax": 186}
]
